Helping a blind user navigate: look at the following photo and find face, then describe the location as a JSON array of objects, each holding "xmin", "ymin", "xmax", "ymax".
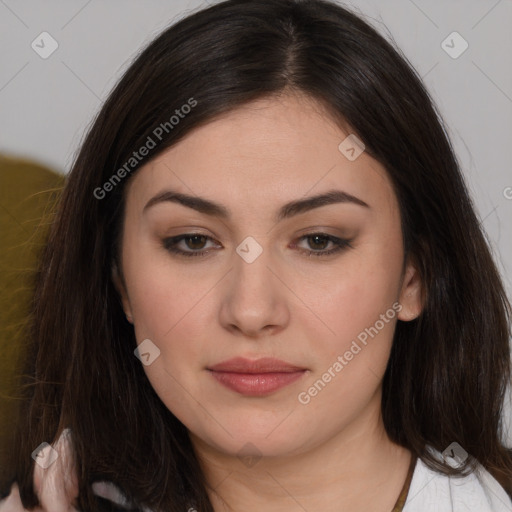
[{"xmin": 114, "ymin": 93, "xmax": 422, "ymax": 461}]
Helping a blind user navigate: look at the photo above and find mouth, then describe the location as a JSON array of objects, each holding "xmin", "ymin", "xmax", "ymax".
[{"xmin": 207, "ymin": 357, "xmax": 307, "ymax": 396}]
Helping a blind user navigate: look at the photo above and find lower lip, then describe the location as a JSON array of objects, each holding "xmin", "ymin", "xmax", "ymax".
[{"xmin": 208, "ymin": 370, "xmax": 306, "ymax": 396}]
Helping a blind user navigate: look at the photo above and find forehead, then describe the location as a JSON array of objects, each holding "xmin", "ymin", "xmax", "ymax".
[{"xmin": 125, "ymin": 93, "xmax": 396, "ymax": 217}]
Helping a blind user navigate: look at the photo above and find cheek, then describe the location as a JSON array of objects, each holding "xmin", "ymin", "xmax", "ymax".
[
  {"xmin": 295, "ymin": 275, "xmax": 401, "ymax": 423},
  {"xmin": 304, "ymin": 243, "xmax": 403, "ymax": 370},
  {"xmin": 120, "ymin": 244, "xmax": 205, "ymax": 380},
  {"xmin": 123, "ymin": 237, "xmax": 203, "ymax": 336},
  {"xmin": 309, "ymin": 281, "xmax": 398, "ymax": 372},
  {"xmin": 123, "ymin": 255, "xmax": 209, "ymax": 413}
]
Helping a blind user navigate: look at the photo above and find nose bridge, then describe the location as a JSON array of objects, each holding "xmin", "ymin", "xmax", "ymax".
[
  {"xmin": 218, "ymin": 235, "xmax": 289, "ymax": 335},
  {"xmin": 232, "ymin": 235, "xmax": 274, "ymax": 297}
]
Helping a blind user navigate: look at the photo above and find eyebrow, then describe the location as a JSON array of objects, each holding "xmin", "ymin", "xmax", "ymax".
[{"xmin": 143, "ymin": 188, "xmax": 370, "ymax": 222}]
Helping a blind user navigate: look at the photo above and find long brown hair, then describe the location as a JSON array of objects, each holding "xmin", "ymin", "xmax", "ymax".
[{"xmin": 2, "ymin": 0, "xmax": 511, "ymax": 509}]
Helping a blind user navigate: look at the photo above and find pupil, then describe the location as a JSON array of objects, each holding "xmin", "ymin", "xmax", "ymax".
[{"xmin": 309, "ymin": 235, "xmax": 328, "ymax": 250}]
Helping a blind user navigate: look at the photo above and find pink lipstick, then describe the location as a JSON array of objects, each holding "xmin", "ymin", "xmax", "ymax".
[{"xmin": 207, "ymin": 357, "xmax": 307, "ymax": 396}]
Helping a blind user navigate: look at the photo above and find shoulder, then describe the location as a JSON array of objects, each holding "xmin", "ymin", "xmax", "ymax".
[{"xmin": 404, "ymin": 450, "xmax": 512, "ymax": 512}]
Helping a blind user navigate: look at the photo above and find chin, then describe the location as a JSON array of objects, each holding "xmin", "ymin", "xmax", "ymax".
[{"xmin": 190, "ymin": 422, "xmax": 314, "ymax": 460}]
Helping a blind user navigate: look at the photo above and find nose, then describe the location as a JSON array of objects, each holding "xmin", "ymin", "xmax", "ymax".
[{"xmin": 218, "ymin": 243, "xmax": 290, "ymax": 338}]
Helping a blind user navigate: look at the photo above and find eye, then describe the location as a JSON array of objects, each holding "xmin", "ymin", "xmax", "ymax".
[
  {"xmin": 293, "ymin": 233, "xmax": 353, "ymax": 257},
  {"xmin": 162, "ymin": 234, "xmax": 220, "ymax": 258},
  {"xmin": 162, "ymin": 232, "xmax": 353, "ymax": 259}
]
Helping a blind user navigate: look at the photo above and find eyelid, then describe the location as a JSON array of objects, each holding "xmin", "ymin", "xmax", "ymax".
[
  {"xmin": 162, "ymin": 231, "xmax": 353, "ymax": 259},
  {"xmin": 162, "ymin": 233, "xmax": 221, "ymax": 257}
]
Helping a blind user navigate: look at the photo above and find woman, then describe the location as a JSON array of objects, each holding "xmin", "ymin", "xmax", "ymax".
[{"xmin": 1, "ymin": 0, "xmax": 511, "ymax": 510}]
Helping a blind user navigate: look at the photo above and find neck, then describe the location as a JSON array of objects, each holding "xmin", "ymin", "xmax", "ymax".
[{"xmin": 190, "ymin": 395, "xmax": 412, "ymax": 512}]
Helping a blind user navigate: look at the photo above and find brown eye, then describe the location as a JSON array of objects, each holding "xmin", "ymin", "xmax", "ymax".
[
  {"xmin": 294, "ymin": 233, "xmax": 353, "ymax": 257},
  {"xmin": 163, "ymin": 234, "xmax": 220, "ymax": 258},
  {"xmin": 183, "ymin": 235, "xmax": 208, "ymax": 250},
  {"xmin": 306, "ymin": 234, "xmax": 330, "ymax": 251}
]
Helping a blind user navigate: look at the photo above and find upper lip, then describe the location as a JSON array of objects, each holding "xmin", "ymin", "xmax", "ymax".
[{"xmin": 208, "ymin": 357, "xmax": 305, "ymax": 374}]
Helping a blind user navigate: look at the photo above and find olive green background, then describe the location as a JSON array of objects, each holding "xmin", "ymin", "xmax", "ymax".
[{"xmin": 0, "ymin": 155, "xmax": 64, "ymax": 469}]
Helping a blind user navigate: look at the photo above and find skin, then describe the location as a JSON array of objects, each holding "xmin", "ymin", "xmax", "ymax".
[{"xmin": 114, "ymin": 92, "xmax": 423, "ymax": 512}]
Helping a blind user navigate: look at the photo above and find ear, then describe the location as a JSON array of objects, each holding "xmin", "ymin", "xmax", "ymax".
[
  {"xmin": 397, "ymin": 257, "xmax": 424, "ymax": 321},
  {"xmin": 112, "ymin": 262, "xmax": 134, "ymax": 324}
]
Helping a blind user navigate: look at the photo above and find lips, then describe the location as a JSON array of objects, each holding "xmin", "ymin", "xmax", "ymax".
[
  {"xmin": 208, "ymin": 357, "xmax": 305, "ymax": 373},
  {"xmin": 207, "ymin": 357, "xmax": 307, "ymax": 396}
]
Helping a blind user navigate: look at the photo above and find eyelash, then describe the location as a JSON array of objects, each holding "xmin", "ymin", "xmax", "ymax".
[{"xmin": 162, "ymin": 233, "xmax": 353, "ymax": 258}]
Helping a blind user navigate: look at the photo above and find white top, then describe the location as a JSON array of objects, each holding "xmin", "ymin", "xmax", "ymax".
[
  {"xmin": 404, "ymin": 454, "xmax": 512, "ymax": 511},
  {"xmin": 1, "ymin": 428, "xmax": 511, "ymax": 511}
]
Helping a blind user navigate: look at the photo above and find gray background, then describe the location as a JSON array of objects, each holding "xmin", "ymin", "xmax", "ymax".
[{"xmin": 1, "ymin": 0, "xmax": 511, "ymax": 443}]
